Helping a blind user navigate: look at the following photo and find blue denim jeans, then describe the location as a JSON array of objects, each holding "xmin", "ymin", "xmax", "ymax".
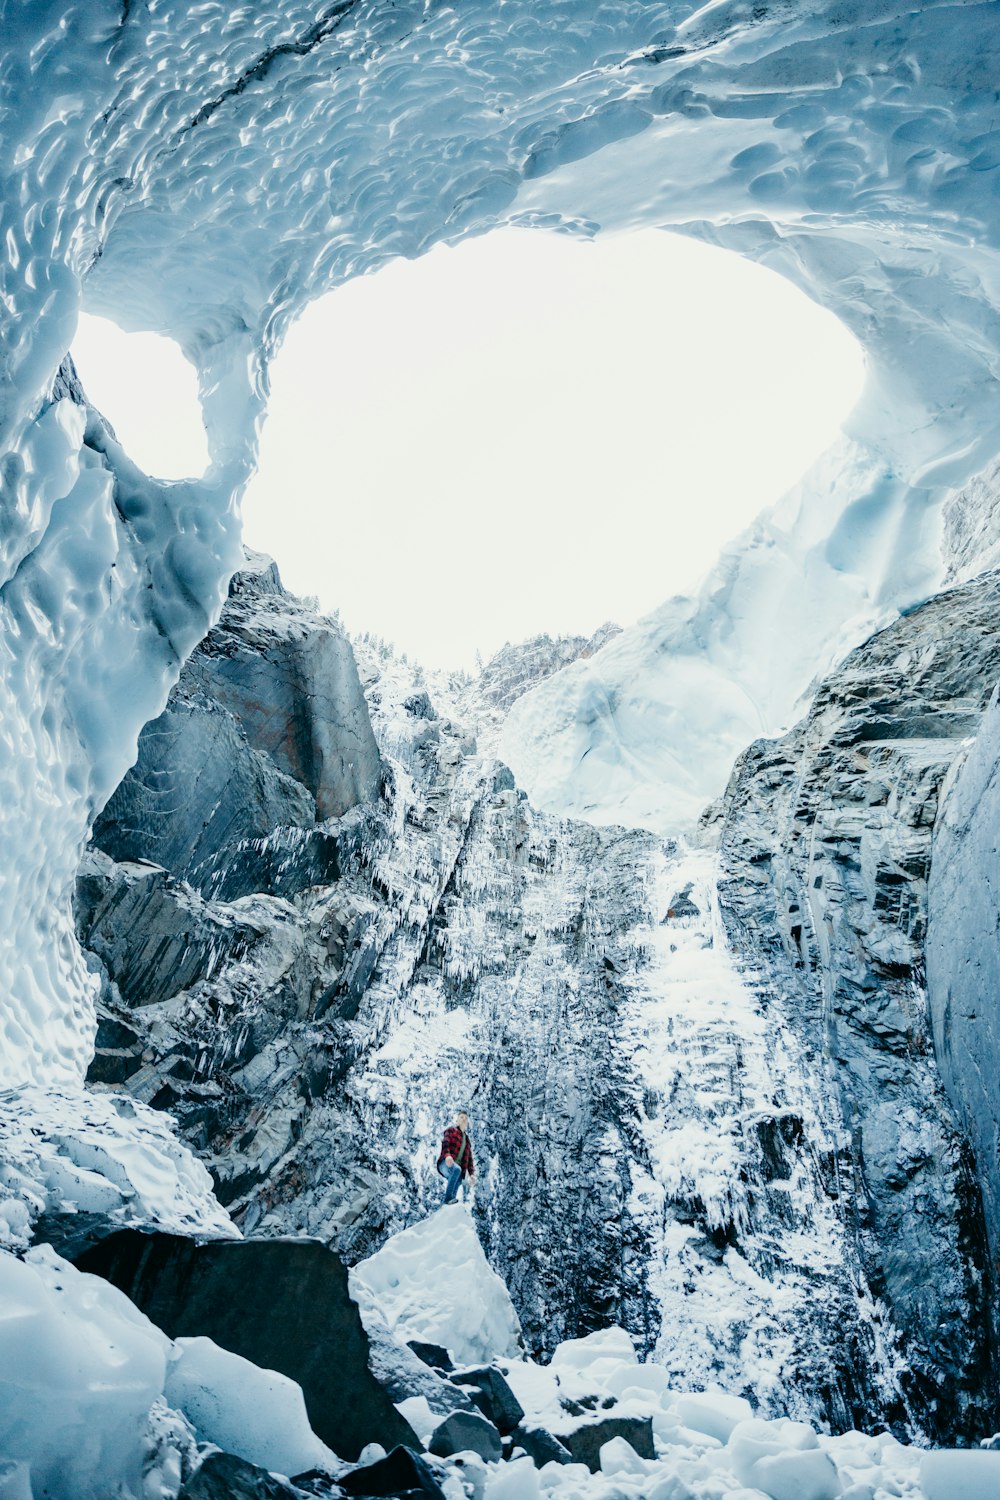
[{"xmin": 438, "ymin": 1160, "xmax": 464, "ymax": 1204}]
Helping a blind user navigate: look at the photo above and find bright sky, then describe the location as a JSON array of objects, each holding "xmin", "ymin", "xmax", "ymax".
[{"xmin": 74, "ymin": 227, "xmax": 864, "ymax": 671}]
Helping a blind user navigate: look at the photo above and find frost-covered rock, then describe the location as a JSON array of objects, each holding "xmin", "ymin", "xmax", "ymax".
[
  {"xmin": 93, "ymin": 555, "xmax": 381, "ymax": 901},
  {"xmin": 718, "ymin": 567, "xmax": 1000, "ymax": 1438},
  {"xmin": 927, "ymin": 688, "xmax": 1000, "ymax": 1315}
]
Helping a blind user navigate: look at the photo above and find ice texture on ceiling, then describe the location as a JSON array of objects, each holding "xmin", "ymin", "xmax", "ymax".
[{"xmin": 3, "ymin": 0, "xmax": 1000, "ymax": 1090}]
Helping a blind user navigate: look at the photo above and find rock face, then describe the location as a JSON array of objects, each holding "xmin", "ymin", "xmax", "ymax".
[
  {"xmin": 77, "ymin": 561, "xmax": 1000, "ymax": 1444},
  {"xmin": 92, "ymin": 554, "xmax": 382, "ymax": 902},
  {"xmin": 717, "ymin": 568, "xmax": 1000, "ymax": 1441},
  {"xmin": 926, "ymin": 691, "xmax": 1000, "ymax": 1312},
  {"xmin": 77, "ymin": 571, "xmax": 670, "ymax": 1364},
  {"xmin": 75, "ymin": 1229, "xmax": 417, "ymax": 1462}
]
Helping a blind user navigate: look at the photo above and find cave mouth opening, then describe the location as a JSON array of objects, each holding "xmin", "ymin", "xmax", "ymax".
[
  {"xmin": 242, "ymin": 227, "xmax": 864, "ymax": 672},
  {"xmin": 71, "ymin": 316, "xmax": 210, "ymax": 481},
  {"xmin": 72, "ymin": 227, "xmax": 864, "ymax": 673}
]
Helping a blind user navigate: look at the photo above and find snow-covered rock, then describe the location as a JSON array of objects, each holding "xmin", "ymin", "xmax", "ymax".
[
  {"xmin": 350, "ymin": 1206, "xmax": 522, "ymax": 1369},
  {"xmin": 0, "ymin": 1083, "xmax": 236, "ymax": 1255}
]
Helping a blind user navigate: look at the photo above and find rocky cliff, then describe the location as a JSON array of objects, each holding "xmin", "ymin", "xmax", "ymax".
[
  {"xmin": 76, "ymin": 557, "xmax": 975, "ymax": 1444},
  {"xmin": 717, "ymin": 568, "xmax": 1000, "ymax": 1441}
]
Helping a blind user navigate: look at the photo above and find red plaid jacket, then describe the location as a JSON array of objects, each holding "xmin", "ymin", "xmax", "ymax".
[{"xmin": 438, "ymin": 1125, "xmax": 474, "ymax": 1177}]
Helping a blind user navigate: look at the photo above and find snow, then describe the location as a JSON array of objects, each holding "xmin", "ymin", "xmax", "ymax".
[
  {"xmin": 919, "ymin": 1450, "xmax": 1000, "ymax": 1500},
  {"xmin": 0, "ymin": 1247, "xmax": 169, "ymax": 1500},
  {"xmin": 165, "ymin": 1336, "xmax": 338, "ymax": 1479},
  {"xmin": 0, "ymin": 1083, "xmax": 236, "ymax": 1252},
  {"xmin": 350, "ymin": 1204, "xmax": 523, "ymax": 1367}
]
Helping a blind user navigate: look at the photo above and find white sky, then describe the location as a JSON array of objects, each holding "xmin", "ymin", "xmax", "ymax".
[{"xmin": 74, "ymin": 227, "xmax": 864, "ymax": 671}]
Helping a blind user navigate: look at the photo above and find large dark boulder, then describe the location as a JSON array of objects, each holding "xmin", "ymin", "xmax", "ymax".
[
  {"xmin": 179, "ymin": 1452, "xmax": 305, "ymax": 1499},
  {"xmin": 448, "ymin": 1366, "xmax": 524, "ymax": 1435},
  {"xmin": 510, "ymin": 1424, "xmax": 572, "ymax": 1467},
  {"xmin": 560, "ymin": 1415, "xmax": 655, "ymax": 1472},
  {"xmin": 337, "ymin": 1446, "xmax": 446, "ymax": 1497},
  {"xmin": 407, "ymin": 1341, "xmax": 453, "ymax": 1374},
  {"xmin": 428, "ymin": 1410, "xmax": 502, "ymax": 1463},
  {"xmin": 75, "ymin": 1230, "xmax": 416, "ymax": 1462}
]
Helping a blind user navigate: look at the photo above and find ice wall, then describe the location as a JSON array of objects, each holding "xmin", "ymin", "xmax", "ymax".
[{"xmin": 5, "ymin": 0, "xmax": 1000, "ymax": 1085}]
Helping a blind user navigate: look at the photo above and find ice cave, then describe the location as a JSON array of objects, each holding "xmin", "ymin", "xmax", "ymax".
[{"xmin": 4, "ymin": 2, "xmax": 1000, "ymax": 1496}]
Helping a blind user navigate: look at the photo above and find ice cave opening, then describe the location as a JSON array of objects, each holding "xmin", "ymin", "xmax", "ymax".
[
  {"xmin": 241, "ymin": 226, "xmax": 864, "ymax": 671},
  {"xmin": 71, "ymin": 315, "xmax": 210, "ymax": 482},
  {"xmin": 8, "ymin": 2, "xmax": 1000, "ymax": 1493}
]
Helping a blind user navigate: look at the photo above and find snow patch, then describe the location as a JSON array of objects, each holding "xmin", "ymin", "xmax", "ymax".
[
  {"xmin": 350, "ymin": 1204, "xmax": 522, "ymax": 1368},
  {"xmin": 0, "ymin": 1084, "xmax": 236, "ymax": 1251},
  {"xmin": 165, "ymin": 1336, "xmax": 338, "ymax": 1478}
]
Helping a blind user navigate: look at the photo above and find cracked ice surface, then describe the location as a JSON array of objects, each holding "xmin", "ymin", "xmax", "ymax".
[{"xmin": 4, "ymin": 2, "xmax": 1000, "ymax": 1175}]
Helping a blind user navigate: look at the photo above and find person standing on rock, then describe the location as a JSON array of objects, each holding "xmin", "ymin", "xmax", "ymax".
[{"xmin": 437, "ymin": 1110, "xmax": 475, "ymax": 1205}]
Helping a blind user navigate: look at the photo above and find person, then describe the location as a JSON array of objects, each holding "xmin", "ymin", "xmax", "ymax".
[{"xmin": 437, "ymin": 1109, "xmax": 475, "ymax": 1205}]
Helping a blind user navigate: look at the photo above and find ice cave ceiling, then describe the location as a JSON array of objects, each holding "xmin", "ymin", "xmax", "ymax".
[{"xmin": 4, "ymin": 0, "xmax": 1000, "ymax": 1085}]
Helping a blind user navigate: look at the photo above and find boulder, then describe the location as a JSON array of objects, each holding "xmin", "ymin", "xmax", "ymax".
[
  {"xmin": 179, "ymin": 1452, "xmax": 304, "ymax": 1499},
  {"xmin": 338, "ymin": 1445, "xmax": 447, "ymax": 1497},
  {"xmin": 428, "ymin": 1411, "xmax": 502, "ymax": 1464},
  {"xmin": 560, "ymin": 1415, "xmax": 655, "ymax": 1473},
  {"xmin": 364, "ymin": 1307, "xmax": 475, "ymax": 1419},
  {"xmin": 92, "ymin": 556, "xmax": 382, "ymax": 902},
  {"xmin": 449, "ymin": 1367, "xmax": 524, "ymax": 1435},
  {"xmin": 408, "ymin": 1341, "xmax": 454, "ymax": 1373},
  {"xmin": 75, "ymin": 1230, "xmax": 417, "ymax": 1461},
  {"xmin": 510, "ymin": 1424, "xmax": 572, "ymax": 1467}
]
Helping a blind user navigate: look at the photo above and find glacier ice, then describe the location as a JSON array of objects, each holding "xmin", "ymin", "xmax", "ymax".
[
  {"xmin": 0, "ymin": 1246, "xmax": 168, "ymax": 1500},
  {"xmin": 164, "ymin": 1336, "xmax": 339, "ymax": 1479},
  {"xmin": 5, "ymin": 0, "xmax": 1000, "ymax": 1097}
]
